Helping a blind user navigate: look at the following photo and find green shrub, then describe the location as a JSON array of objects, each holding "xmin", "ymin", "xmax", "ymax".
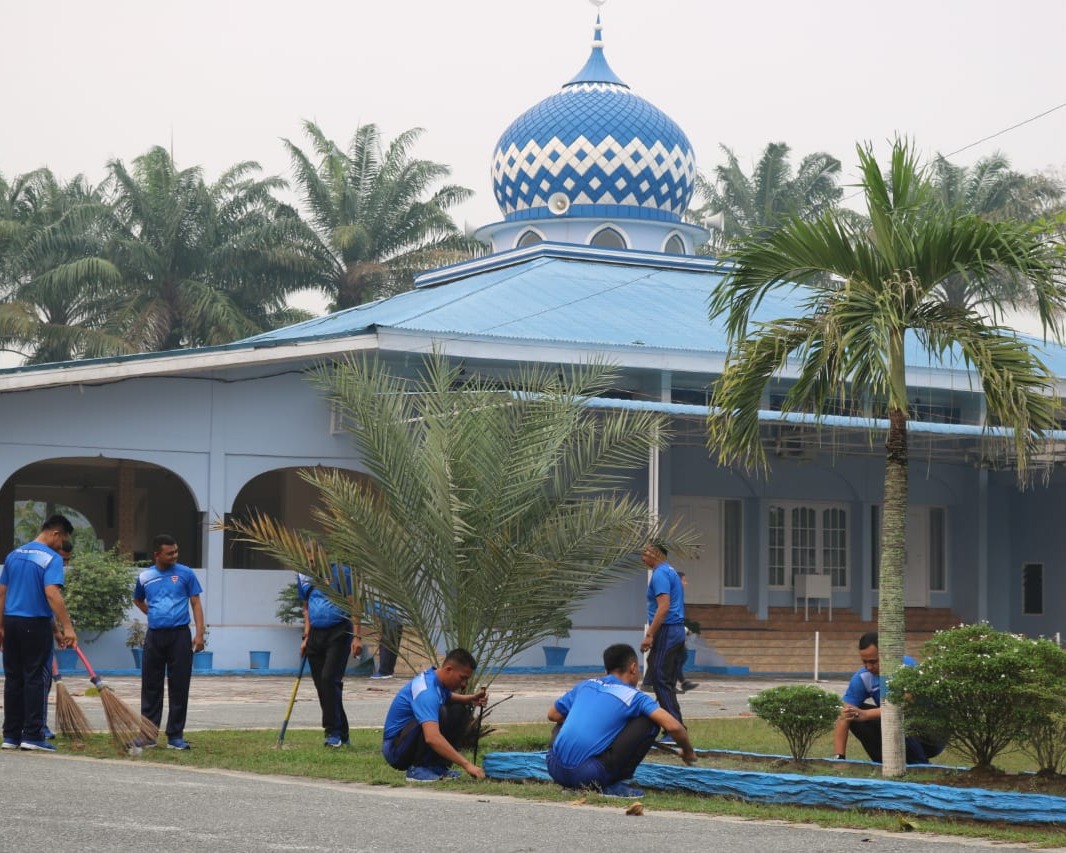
[
  {"xmin": 63, "ymin": 547, "xmax": 136, "ymax": 639},
  {"xmin": 749, "ymin": 684, "xmax": 840, "ymax": 760},
  {"xmin": 275, "ymin": 582, "xmax": 304, "ymax": 625},
  {"xmin": 889, "ymin": 623, "xmax": 1066, "ymax": 770}
]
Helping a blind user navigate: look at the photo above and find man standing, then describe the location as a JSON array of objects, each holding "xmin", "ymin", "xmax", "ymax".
[
  {"xmin": 0, "ymin": 514, "xmax": 77, "ymax": 752},
  {"xmin": 832, "ymin": 631, "xmax": 945, "ymax": 764},
  {"xmin": 297, "ymin": 551, "xmax": 363, "ymax": 747},
  {"xmin": 547, "ymin": 643, "xmax": 696, "ymax": 798},
  {"xmin": 639, "ymin": 540, "xmax": 687, "ymax": 734},
  {"xmin": 370, "ymin": 599, "xmax": 402, "ymax": 680},
  {"xmin": 382, "ymin": 648, "xmax": 488, "ymax": 782},
  {"xmin": 134, "ymin": 534, "xmax": 205, "ymax": 750}
]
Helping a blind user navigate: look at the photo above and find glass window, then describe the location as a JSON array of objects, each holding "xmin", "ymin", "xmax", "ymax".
[
  {"xmin": 664, "ymin": 234, "xmax": 685, "ymax": 254},
  {"xmin": 768, "ymin": 501, "xmax": 848, "ymax": 588},
  {"xmin": 590, "ymin": 226, "xmax": 627, "ymax": 249},
  {"xmin": 1023, "ymin": 563, "xmax": 1043, "ymax": 615},
  {"xmin": 768, "ymin": 505, "xmax": 785, "ymax": 587},
  {"xmin": 723, "ymin": 500, "xmax": 742, "ymax": 588},
  {"xmin": 516, "ymin": 230, "xmax": 542, "ymax": 248}
]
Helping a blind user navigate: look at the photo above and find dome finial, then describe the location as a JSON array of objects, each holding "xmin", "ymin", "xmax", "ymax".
[{"xmin": 568, "ymin": 0, "xmax": 625, "ymax": 87}]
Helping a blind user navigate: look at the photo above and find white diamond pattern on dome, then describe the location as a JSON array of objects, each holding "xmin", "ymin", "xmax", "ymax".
[{"xmin": 491, "ymin": 84, "xmax": 697, "ymax": 221}]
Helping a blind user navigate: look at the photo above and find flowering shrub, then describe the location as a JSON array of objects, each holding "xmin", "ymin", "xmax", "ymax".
[
  {"xmin": 889, "ymin": 623, "xmax": 1066, "ymax": 770},
  {"xmin": 749, "ymin": 684, "xmax": 840, "ymax": 760}
]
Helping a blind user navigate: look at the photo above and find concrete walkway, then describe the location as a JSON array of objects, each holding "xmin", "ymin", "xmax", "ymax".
[{"xmin": 35, "ymin": 670, "xmax": 848, "ymax": 734}]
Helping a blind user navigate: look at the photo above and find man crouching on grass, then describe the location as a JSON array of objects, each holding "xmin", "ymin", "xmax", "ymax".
[
  {"xmin": 382, "ymin": 647, "xmax": 488, "ymax": 782},
  {"xmin": 546, "ymin": 643, "xmax": 697, "ymax": 799}
]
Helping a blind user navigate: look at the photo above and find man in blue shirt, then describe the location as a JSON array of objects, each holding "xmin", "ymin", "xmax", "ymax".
[
  {"xmin": 382, "ymin": 647, "xmax": 488, "ymax": 782},
  {"xmin": 639, "ymin": 539, "xmax": 687, "ymax": 730},
  {"xmin": 547, "ymin": 643, "xmax": 696, "ymax": 798},
  {"xmin": 370, "ymin": 599, "xmax": 402, "ymax": 679},
  {"xmin": 0, "ymin": 514, "xmax": 77, "ymax": 752},
  {"xmin": 133, "ymin": 534, "xmax": 205, "ymax": 750},
  {"xmin": 832, "ymin": 631, "xmax": 946, "ymax": 764},
  {"xmin": 297, "ymin": 549, "xmax": 363, "ymax": 747}
]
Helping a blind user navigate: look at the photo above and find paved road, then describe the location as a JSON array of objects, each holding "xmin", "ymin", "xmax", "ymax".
[{"xmin": 1, "ymin": 753, "xmax": 1040, "ymax": 852}]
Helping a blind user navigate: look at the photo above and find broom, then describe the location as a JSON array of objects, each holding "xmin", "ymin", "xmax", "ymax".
[
  {"xmin": 74, "ymin": 646, "xmax": 158, "ymax": 753},
  {"xmin": 51, "ymin": 656, "xmax": 93, "ymax": 742}
]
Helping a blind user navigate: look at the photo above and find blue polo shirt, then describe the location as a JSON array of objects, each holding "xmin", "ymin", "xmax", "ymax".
[
  {"xmin": 646, "ymin": 561, "xmax": 685, "ymax": 625},
  {"xmin": 383, "ymin": 668, "xmax": 452, "ymax": 739},
  {"xmin": 842, "ymin": 655, "xmax": 919, "ymax": 707},
  {"xmin": 0, "ymin": 541, "xmax": 65, "ymax": 617},
  {"xmin": 134, "ymin": 563, "xmax": 203, "ymax": 629},
  {"xmin": 549, "ymin": 675, "xmax": 661, "ymax": 766},
  {"xmin": 296, "ymin": 565, "xmax": 353, "ymax": 629}
]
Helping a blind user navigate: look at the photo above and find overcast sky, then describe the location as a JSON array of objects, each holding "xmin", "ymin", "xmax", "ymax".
[{"xmin": 3, "ymin": 0, "xmax": 1065, "ymax": 327}]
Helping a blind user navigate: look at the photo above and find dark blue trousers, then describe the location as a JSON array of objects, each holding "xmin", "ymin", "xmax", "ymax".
[
  {"xmin": 546, "ymin": 716, "xmax": 659, "ymax": 789},
  {"xmin": 648, "ymin": 622, "xmax": 686, "ymax": 724},
  {"xmin": 306, "ymin": 622, "xmax": 351, "ymax": 741},
  {"xmin": 382, "ymin": 703, "xmax": 469, "ymax": 771},
  {"xmin": 141, "ymin": 625, "xmax": 193, "ymax": 739},
  {"xmin": 2, "ymin": 616, "xmax": 52, "ymax": 743}
]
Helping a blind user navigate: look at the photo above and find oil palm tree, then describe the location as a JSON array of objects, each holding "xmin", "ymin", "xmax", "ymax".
[
  {"xmin": 930, "ymin": 152, "xmax": 1065, "ymax": 311},
  {"xmin": 226, "ymin": 354, "xmax": 690, "ymax": 686},
  {"xmin": 0, "ymin": 168, "xmax": 128, "ymax": 364},
  {"xmin": 692, "ymin": 142, "xmax": 845, "ymax": 254},
  {"xmin": 105, "ymin": 147, "xmax": 325, "ymax": 351},
  {"xmin": 707, "ymin": 138, "xmax": 1064, "ymax": 776},
  {"xmin": 284, "ymin": 121, "xmax": 483, "ymax": 310}
]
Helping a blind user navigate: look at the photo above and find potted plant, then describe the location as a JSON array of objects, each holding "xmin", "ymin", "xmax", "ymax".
[
  {"xmin": 59, "ymin": 545, "xmax": 136, "ymax": 670},
  {"xmin": 193, "ymin": 625, "xmax": 213, "ymax": 671},
  {"xmin": 126, "ymin": 620, "xmax": 147, "ymax": 668},
  {"xmin": 542, "ymin": 617, "xmax": 571, "ymax": 668}
]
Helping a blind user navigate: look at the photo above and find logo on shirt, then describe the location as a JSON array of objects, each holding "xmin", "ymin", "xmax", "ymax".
[{"xmin": 171, "ymin": 575, "xmax": 179, "ymax": 583}]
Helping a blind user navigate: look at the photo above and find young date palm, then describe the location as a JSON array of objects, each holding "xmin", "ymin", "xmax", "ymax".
[
  {"xmin": 707, "ymin": 138, "xmax": 1064, "ymax": 776},
  {"xmin": 228, "ymin": 354, "xmax": 684, "ymax": 686}
]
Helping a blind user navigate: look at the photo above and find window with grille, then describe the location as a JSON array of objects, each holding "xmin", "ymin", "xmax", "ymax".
[{"xmin": 768, "ymin": 501, "xmax": 848, "ymax": 588}]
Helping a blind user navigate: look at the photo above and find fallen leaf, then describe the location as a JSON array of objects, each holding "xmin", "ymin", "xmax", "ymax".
[
  {"xmin": 625, "ymin": 802, "xmax": 645, "ymax": 816},
  {"xmin": 570, "ymin": 796, "xmax": 587, "ymax": 805}
]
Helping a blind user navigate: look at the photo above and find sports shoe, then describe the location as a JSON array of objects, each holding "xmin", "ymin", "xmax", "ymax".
[
  {"xmin": 134, "ymin": 737, "xmax": 157, "ymax": 749},
  {"xmin": 440, "ymin": 768, "xmax": 461, "ymax": 779},
  {"xmin": 166, "ymin": 737, "xmax": 192, "ymax": 750},
  {"xmin": 324, "ymin": 735, "xmax": 349, "ymax": 748},
  {"xmin": 658, "ymin": 735, "xmax": 677, "ymax": 746},
  {"xmin": 43, "ymin": 726, "xmax": 56, "ymax": 740},
  {"xmin": 405, "ymin": 765, "xmax": 448, "ymax": 782},
  {"xmin": 600, "ymin": 781, "xmax": 644, "ymax": 798},
  {"xmin": 679, "ymin": 680, "xmax": 698, "ymax": 693},
  {"xmin": 20, "ymin": 740, "xmax": 57, "ymax": 752},
  {"xmin": 2, "ymin": 738, "xmax": 20, "ymax": 750},
  {"xmin": 369, "ymin": 672, "xmax": 393, "ymax": 680}
]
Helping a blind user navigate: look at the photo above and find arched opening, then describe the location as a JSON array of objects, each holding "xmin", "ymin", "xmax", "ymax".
[
  {"xmin": 515, "ymin": 229, "xmax": 543, "ymax": 248},
  {"xmin": 589, "ymin": 226, "xmax": 627, "ymax": 249},
  {"xmin": 663, "ymin": 234, "xmax": 686, "ymax": 255},
  {"xmin": 226, "ymin": 466, "xmax": 373, "ymax": 569},
  {"xmin": 1, "ymin": 458, "xmax": 200, "ymax": 565}
]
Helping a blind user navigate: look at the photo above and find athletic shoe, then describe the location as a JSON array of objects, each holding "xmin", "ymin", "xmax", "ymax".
[
  {"xmin": 43, "ymin": 727, "xmax": 56, "ymax": 740},
  {"xmin": 2, "ymin": 738, "xmax": 20, "ymax": 750},
  {"xmin": 166, "ymin": 737, "xmax": 192, "ymax": 750},
  {"xmin": 20, "ymin": 740, "xmax": 57, "ymax": 752},
  {"xmin": 600, "ymin": 781, "xmax": 644, "ymax": 798},
  {"xmin": 324, "ymin": 735, "xmax": 349, "ymax": 748},
  {"xmin": 369, "ymin": 673, "xmax": 393, "ymax": 680},
  {"xmin": 680, "ymin": 680, "xmax": 698, "ymax": 692},
  {"xmin": 405, "ymin": 765, "xmax": 448, "ymax": 782},
  {"xmin": 440, "ymin": 769, "xmax": 461, "ymax": 779},
  {"xmin": 134, "ymin": 737, "xmax": 157, "ymax": 749},
  {"xmin": 658, "ymin": 735, "xmax": 677, "ymax": 746}
]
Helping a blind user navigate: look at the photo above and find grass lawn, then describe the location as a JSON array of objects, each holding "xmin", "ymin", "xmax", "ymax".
[{"xmin": 62, "ymin": 718, "xmax": 1066, "ymax": 849}]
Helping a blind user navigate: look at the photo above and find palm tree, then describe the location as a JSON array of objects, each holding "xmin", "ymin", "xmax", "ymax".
[
  {"xmin": 929, "ymin": 152, "xmax": 1065, "ymax": 310},
  {"xmin": 692, "ymin": 142, "xmax": 845, "ymax": 254},
  {"xmin": 0, "ymin": 168, "xmax": 128, "ymax": 364},
  {"xmin": 284, "ymin": 122, "xmax": 483, "ymax": 310},
  {"xmin": 105, "ymin": 146, "xmax": 325, "ymax": 351},
  {"xmin": 226, "ymin": 354, "xmax": 691, "ymax": 686},
  {"xmin": 707, "ymin": 138, "xmax": 1064, "ymax": 777}
]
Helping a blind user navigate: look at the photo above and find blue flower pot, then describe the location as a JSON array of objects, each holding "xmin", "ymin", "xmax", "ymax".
[
  {"xmin": 192, "ymin": 651, "xmax": 214, "ymax": 672},
  {"xmin": 543, "ymin": 646, "xmax": 569, "ymax": 668},
  {"xmin": 131, "ymin": 647, "xmax": 143, "ymax": 669},
  {"xmin": 54, "ymin": 647, "xmax": 81, "ymax": 673},
  {"xmin": 249, "ymin": 650, "xmax": 271, "ymax": 670}
]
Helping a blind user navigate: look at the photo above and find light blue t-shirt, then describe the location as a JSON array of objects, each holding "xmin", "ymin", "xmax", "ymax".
[
  {"xmin": 842, "ymin": 655, "xmax": 918, "ymax": 707},
  {"xmin": 296, "ymin": 565, "xmax": 353, "ymax": 629},
  {"xmin": 549, "ymin": 674, "xmax": 661, "ymax": 766},
  {"xmin": 383, "ymin": 668, "xmax": 452, "ymax": 739},
  {"xmin": 0, "ymin": 541, "xmax": 65, "ymax": 618},
  {"xmin": 134, "ymin": 563, "xmax": 203, "ymax": 629},
  {"xmin": 646, "ymin": 561, "xmax": 685, "ymax": 625}
]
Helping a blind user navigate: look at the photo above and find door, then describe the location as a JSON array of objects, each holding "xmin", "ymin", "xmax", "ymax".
[
  {"xmin": 905, "ymin": 506, "xmax": 930, "ymax": 607},
  {"xmin": 670, "ymin": 497, "xmax": 722, "ymax": 605}
]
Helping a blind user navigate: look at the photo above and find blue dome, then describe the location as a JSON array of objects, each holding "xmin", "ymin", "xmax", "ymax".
[{"xmin": 491, "ymin": 18, "xmax": 697, "ymax": 225}]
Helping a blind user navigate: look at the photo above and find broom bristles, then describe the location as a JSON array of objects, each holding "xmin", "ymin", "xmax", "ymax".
[
  {"xmin": 54, "ymin": 681, "xmax": 93, "ymax": 741},
  {"xmin": 98, "ymin": 686, "xmax": 158, "ymax": 751}
]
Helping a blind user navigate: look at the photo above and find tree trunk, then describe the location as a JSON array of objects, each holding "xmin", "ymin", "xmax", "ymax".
[{"xmin": 879, "ymin": 406, "xmax": 909, "ymax": 777}]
